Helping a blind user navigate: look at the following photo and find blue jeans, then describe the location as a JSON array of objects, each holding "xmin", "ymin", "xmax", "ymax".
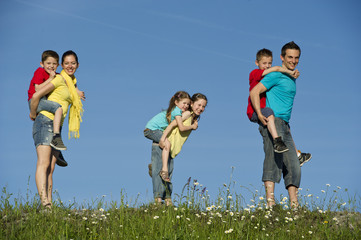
[
  {"xmin": 144, "ymin": 129, "xmax": 163, "ymax": 143},
  {"xmin": 28, "ymin": 97, "xmax": 61, "ymax": 114},
  {"xmin": 144, "ymin": 129, "xmax": 173, "ymax": 199},
  {"xmin": 33, "ymin": 113, "xmax": 54, "ymax": 148},
  {"xmin": 151, "ymin": 143, "xmax": 173, "ymax": 199},
  {"xmin": 259, "ymin": 117, "xmax": 301, "ymax": 188}
]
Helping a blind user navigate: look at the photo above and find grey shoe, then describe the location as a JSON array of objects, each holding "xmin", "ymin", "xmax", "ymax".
[
  {"xmin": 50, "ymin": 134, "xmax": 67, "ymax": 151},
  {"xmin": 299, "ymin": 151, "xmax": 312, "ymax": 167},
  {"xmin": 274, "ymin": 137, "xmax": 289, "ymax": 153},
  {"xmin": 56, "ymin": 152, "xmax": 68, "ymax": 167}
]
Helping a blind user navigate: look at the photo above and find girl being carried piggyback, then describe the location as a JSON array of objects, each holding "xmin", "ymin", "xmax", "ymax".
[{"xmin": 144, "ymin": 91, "xmax": 198, "ymax": 182}]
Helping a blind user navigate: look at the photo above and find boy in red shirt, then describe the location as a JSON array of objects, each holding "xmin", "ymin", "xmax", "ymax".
[
  {"xmin": 28, "ymin": 50, "xmax": 66, "ymax": 151},
  {"xmin": 246, "ymin": 48, "xmax": 311, "ymax": 165}
]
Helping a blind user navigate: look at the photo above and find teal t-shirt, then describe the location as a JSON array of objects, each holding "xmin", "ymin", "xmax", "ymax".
[
  {"xmin": 145, "ymin": 106, "xmax": 182, "ymax": 131},
  {"xmin": 260, "ymin": 72, "xmax": 296, "ymax": 122}
]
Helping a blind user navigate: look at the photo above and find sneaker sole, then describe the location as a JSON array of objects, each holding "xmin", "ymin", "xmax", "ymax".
[
  {"xmin": 50, "ymin": 143, "xmax": 67, "ymax": 151},
  {"xmin": 300, "ymin": 154, "xmax": 312, "ymax": 167},
  {"xmin": 274, "ymin": 148, "xmax": 289, "ymax": 154}
]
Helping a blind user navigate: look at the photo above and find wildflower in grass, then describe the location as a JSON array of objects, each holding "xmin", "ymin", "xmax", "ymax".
[
  {"xmin": 194, "ymin": 181, "xmax": 199, "ymax": 186},
  {"xmin": 307, "ymin": 194, "xmax": 312, "ymax": 197},
  {"xmin": 176, "ymin": 215, "xmax": 180, "ymax": 219},
  {"xmin": 144, "ymin": 210, "xmax": 148, "ymax": 213},
  {"xmin": 326, "ymin": 184, "xmax": 331, "ymax": 187},
  {"xmin": 251, "ymin": 215, "xmax": 255, "ymax": 220},
  {"xmin": 262, "ymin": 228, "xmax": 265, "ymax": 231},
  {"xmin": 286, "ymin": 230, "xmax": 290, "ymax": 232},
  {"xmin": 250, "ymin": 205, "xmax": 255, "ymax": 209},
  {"xmin": 324, "ymin": 221, "xmax": 328, "ymax": 224},
  {"xmin": 318, "ymin": 210, "xmax": 324, "ymax": 214},
  {"xmin": 207, "ymin": 221, "xmax": 212, "ymax": 225},
  {"xmin": 244, "ymin": 208, "xmax": 250, "ymax": 212},
  {"xmin": 342, "ymin": 202, "xmax": 346, "ymax": 206},
  {"xmin": 92, "ymin": 221, "xmax": 97, "ymax": 224},
  {"xmin": 266, "ymin": 234, "xmax": 269, "ymax": 237},
  {"xmin": 241, "ymin": 216, "xmax": 246, "ymax": 220},
  {"xmin": 321, "ymin": 190, "xmax": 325, "ymax": 193},
  {"xmin": 230, "ymin": 212, "xmax": 234, "ymax": 216},
  {"xmin": 174, "ymin": 207, "xmax": 178, "ymax": 211},
  {"xmin": 188, "ymin": 201, "xmax": 192, "ymax": 205},
  {"xmin": 206, "ymin": 207, "xmax": 212, "ymax": 211},
  {"xmin": 275, "ymin": 217, "xmax": 279, "ymax": 222},
  {"xmin": 309, "ymin": 231, "xmax": 313, "ymax": 234},
  {"xmin": 186, "ymin": 218, "xmax": 190, "ymax": 221},
  {"xmin": 99, "ymin": 208, "xmax": 104, "ymax": 212},
  {"xmin": 224, "ymin": 228, "xmax": 233, "ymax": 234},
  {"xmin": 332, "ymin": 217, "xmax": 338, "ymax": 221},
  {"xmin": 83, "ymin": 217, "xmax": 87, "ymax": 220},
  {"xmin": 337, "ymin": 186, "xmax": 341, "ymax": 189},
  {"xmin": 259, "ymin": 196, "xmax": 264, "ymax": 200},
  {"xmin": 228, "ymin": 195, "xmax": 232, "ymax": 199},
  {"xmin": 153, "ymin": 216, "xmax": 159, "ymax": 219}
]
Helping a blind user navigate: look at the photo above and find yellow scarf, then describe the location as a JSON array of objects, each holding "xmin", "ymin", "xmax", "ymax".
[{"xmin": 61, "ymin": 70, "xmax": 84, "ymax": 139}]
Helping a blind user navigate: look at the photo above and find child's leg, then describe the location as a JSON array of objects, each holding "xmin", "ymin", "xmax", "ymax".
[
  {"xmin": 261, "ymin": 108, "xmax": 288, "ymax": 153},
  {"xmin": 266, "ymin": 115, "xmax": 279, "ymax": 140},
  {"xmin": 53, "ymin": 107, "xmax": 63, "ymax": 134},
  {"xmin": 161, "ymin": 139, "xmax": 170, "ymax": 172},
  {"xmin": 160, "ymin": 138, "xmax": 171, "ymax": 182}
]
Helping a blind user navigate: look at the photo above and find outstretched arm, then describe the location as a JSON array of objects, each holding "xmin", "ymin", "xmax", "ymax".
[
  {"xmin": 262, "ymin": 66, "xmax": 300, "ymax": 79},
  {"xmin": 250, "ymin": 82, "xmax": 268, "ymax": 126},
  {"xmin": 75, "ymin": 84, "xmax": 86, "ymax": 101},
  {"xmin": 159, "ymin": 111, "xmax": 193, "ymax": 148}
]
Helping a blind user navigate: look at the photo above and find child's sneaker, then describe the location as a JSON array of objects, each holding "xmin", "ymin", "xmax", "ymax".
[
  {"xmin": 56, "ymin": 152, "xmax": 68, "ymax": 167},
  {"xmin": 50, "ymin": 134, "xmax": 67, "ymax": 151},
  {"xmin": 298, "ymin": 151, "xmax": 312, "ymax": 167},
  {"xmin": 274, "ymin": 137, "xmax": 289, "ymax": 153}
]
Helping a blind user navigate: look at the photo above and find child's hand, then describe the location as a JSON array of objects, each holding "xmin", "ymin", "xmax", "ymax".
[
  {"xmin": 29, "ymin": 113, "xmax": 36, "ymax": 121},
  {"xmin": 49, "ymin": 70, "xmax": 56, "ymax": 79},
  {"xmin": 290, "ymin": 69, "xmax": 300, "ymax": 79},
  {"xmin": 192, "ymin": 120, "xmax": 198, "ymax": 130}
]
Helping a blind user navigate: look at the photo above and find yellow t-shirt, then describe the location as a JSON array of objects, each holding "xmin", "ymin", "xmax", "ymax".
[
  {"xmin": 40, "ymin": 75, "xmax": 73, "ymax": 124},
  {"xmin": 168, "ymin": 116, "xmax": 192, "ymax": 159}
]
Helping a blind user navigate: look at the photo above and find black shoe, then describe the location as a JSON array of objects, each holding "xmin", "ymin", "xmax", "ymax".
[
  {"xmin": 50, "ymin": 134, "xmax": 67, "ymax": 151},
  {"xmin": 56, "ymin": 152, "xmax": 68, "ymax": 167},
  {"xmin": 274, "ymin": 137, "xmax": 289, "ymax": 153},
  {"xmin": 299, "ymin": 151, "xmax": 312, "ymax": 167}
]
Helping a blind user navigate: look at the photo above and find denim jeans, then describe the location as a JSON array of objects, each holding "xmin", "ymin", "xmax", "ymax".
[
  {"xmin": 259, "ymin": 117, "xmax": 301, "ymax": 188},
  {"xmin": 28, "ymin": 97, "xmax": 61, "ymax": 114},
  {"xmin": 33, "ymin": 113, "xmax": 54, "ymax": 148},
  {"xmin": 144, "ymin": 129, "xmax": 163, "ymax": 143},
  {"xmin": 151, "ymin": 143, "xmax": 173, "ymax": 199}
]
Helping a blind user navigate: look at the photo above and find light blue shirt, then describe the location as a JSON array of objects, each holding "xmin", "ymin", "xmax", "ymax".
[
  {"xmin": 261, "ymin": 72, "xmax": 296, "ymax": 122},
  {"xmin": 145, "ymin": 106, "xmax": 182, "ymax": 131}
]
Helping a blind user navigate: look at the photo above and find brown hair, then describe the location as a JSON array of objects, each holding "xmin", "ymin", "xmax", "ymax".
[
  {"xmin": 62, "ymin": 50, "xmax": 79, "ymax": 64},
  {"xmin": 256, "ymin": 48, "xmax": 272, "ymax": 62},
  {"xmin": 41, "ymin": 50, "xmax": 59, "ymax": 63},
  {"xmin": 191, "ymin": 93, "xmax": 208, "ymax": 123},
  {"xmin": 281, "ymin": 41, "xmax": 301, "ymax": 57},
  {"xmin": 166, "ymin": 91, "xmax": 191, "ymax": 123}
]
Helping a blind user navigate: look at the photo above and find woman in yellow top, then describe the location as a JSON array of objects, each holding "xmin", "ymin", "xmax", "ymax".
[
  {"xmin": 30, "ymin": 50, "xmax": 84, "ymax": 209},
  {"xmin": 150, "ymin": 93, "xmax": 208, "ymax": 206}
]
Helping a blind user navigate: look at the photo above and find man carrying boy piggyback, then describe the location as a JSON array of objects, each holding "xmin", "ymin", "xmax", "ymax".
[
  {"xmin": 27, "ymin": 50, "xmax": 67, "ymax": 152},
  {"xmin": 249, "ymin": 41, "xmax": 311, "ymax": 208}
]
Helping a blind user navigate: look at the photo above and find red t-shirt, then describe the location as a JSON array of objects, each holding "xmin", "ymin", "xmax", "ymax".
[
  {"xmin": 246, "ymin": 69, "xmax": 267, "ymax": 120},
  {"xmin": 27, "ymin": 67, "xmax": 50, "ymax": 101}
]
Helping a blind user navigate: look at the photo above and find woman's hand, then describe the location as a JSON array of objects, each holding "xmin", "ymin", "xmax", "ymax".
[
  {"xmin": 192, "ymin": 120, "xmax": 198, "ymax": 130},
  {"xmin": 77, "ymin": 89, "xmax": 86, "ymax": 100}
]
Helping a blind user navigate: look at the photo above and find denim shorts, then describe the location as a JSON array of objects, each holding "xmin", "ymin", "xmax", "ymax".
[
  {"xmin": 250, "ymin": 107, "xmax": 274, "ymax": 123},
  {"xmin": 144, "ymin": 129, "xmax": 163, "ymax": 143},
  {"xmin": 259, "ymin": 117, "xmax": 301, "ymax": 188},
  {"xmin": 33, "ymin": 113, "xmax": 54, "ymax": 148},
  {"xmin": 28, "ymin": 97, "xmax": 61, "ymax": 114}
]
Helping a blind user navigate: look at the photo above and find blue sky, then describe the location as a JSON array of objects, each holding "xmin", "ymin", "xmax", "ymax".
[{"xmin": 1, "ymin": 0, "xmax": 360, "ymax": 207}]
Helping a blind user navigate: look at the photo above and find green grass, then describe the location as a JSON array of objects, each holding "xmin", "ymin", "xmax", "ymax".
[{"xmin": 1, "ymin": 178, "xmax": 360, "ymax": 240}]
